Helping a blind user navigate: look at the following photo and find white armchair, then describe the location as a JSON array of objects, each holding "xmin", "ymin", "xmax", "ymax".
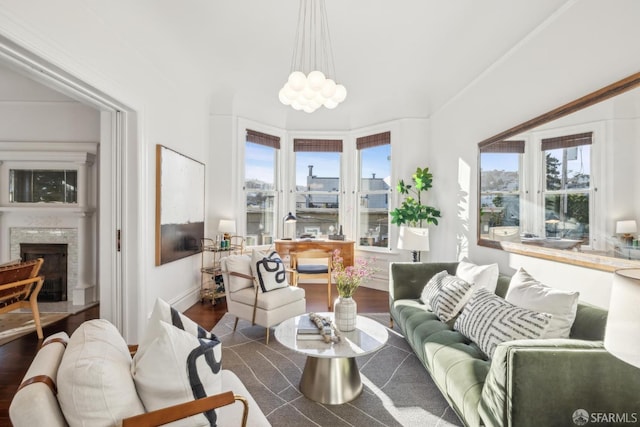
[{"xmin": 220, "ymin": 254, "xmax": 306, "ymax": 344}]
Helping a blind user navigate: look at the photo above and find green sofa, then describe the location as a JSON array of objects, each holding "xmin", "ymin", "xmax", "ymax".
[{"xmin": 389, "ymin": 261, "xmax": 640, "ymax": 427}]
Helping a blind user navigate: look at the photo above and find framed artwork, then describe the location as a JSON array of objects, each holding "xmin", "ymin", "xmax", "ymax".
[{"xmin": 155, "ymin": 145, "xmax": 205, "ymax": 265}]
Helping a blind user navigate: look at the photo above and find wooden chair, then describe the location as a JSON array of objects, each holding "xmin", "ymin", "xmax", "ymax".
[
  {"xmin": 291, "ymin": 249, "xmax": 333, "ymax": 310},
  {"xmin": 0, "ymin": 258, "xmax": 45, "ymax": 339}
]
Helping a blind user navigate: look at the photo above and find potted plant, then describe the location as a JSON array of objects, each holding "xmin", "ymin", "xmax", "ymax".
[
  {"xmin": 391, "ymin": 166, "xmax": 441, "ymax": 261},
  {"xmin": 332, "ymin": 249, "xmax": 375, "ymax": 331}
]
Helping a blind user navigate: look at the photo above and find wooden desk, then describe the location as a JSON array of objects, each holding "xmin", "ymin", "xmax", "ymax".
[{"xmin": 275, "ymin": 239, "xmax": 355, "ymax": 266}]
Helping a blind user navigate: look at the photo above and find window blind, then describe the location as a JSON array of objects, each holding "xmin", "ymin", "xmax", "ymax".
[
  {"xmin": 541, "ymin": 132, "xmax": 592, "ymax": 151},
  {"xmin": 479, "ymin": 140, "xmax": 525, "ymax": 153},
  {"xmin": 356, "ymin": 131, "xmax": 391, "ymax": 150},
  {"xmin": 293, "ymin": 139, "xmax": 343, "ymax": 152},
  {"xmin": 246, "ymin": 129, "xmax": 280, "ymax": 149}
]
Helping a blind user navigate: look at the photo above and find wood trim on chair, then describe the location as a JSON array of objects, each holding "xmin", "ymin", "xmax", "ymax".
[
  {"xmin": 121, "ymin": 391, "xmax": 250, "ymax": 427},
  {"xmin": 16, "ymin": 375, "xmax": 57, "ymax": 394}
]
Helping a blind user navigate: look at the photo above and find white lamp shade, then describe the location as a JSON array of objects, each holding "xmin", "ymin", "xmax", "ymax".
[
  {"xmin": 616, "ymin": 220, "xmax": 637, "ymax": 234},
  {"xmin": 605, "ymin": 268, "xmax": 640, "ymax": 368},
  {"xmin": 218, "ymin": 219, "xmax": 236, "ymax": 234},
  {"xmin": 397, "ymin": 226, "xmax": 430, "ymax": 251}
]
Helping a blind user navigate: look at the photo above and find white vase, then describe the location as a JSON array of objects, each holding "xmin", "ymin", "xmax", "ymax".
[{"xmin": 334, "ymin": 296, "xmax": 357, "ymax": 332}]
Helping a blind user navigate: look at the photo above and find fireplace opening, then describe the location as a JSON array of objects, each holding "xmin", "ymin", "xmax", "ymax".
[{"xmin": 20, "ymin": 243, "xmax": 68, "ymax": 301}]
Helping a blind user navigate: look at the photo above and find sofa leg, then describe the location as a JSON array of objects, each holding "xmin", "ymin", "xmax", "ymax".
[
  {"xmin": 389, "ymin": 317, "xmax": 394, "ymax": 329},
  {"xmin": 233, "ymin": 317, "xmax": 239, "ymax": 331},
  {"xmin": 265, "ymin": 328, "xmax": 270, "ymax": 345}
]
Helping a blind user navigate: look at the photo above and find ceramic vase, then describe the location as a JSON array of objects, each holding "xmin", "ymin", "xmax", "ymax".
[{"xmin": 334, "ymin": 296, "xmax": 357, "ymax": 331}]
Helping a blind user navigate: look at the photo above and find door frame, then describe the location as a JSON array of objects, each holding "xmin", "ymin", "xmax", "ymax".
[{"xmin": 0, "ymin": 34, "xmax": 135, "ymax": 335}]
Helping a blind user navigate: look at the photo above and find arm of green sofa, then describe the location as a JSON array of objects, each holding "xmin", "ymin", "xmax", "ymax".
[
  {"xmin": 479, "ymin": 339, "xmax": 640, "ymax": 427},
  {"xmin": 389, "ymin": 261, "xmax": 458, "ymax": 301}
]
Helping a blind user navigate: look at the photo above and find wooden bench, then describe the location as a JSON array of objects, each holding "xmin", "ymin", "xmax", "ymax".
[{"xmin": 0, "ymin": 258, "xmax": 45, "ymax": 339}]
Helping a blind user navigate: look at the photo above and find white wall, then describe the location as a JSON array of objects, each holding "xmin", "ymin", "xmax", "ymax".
[{"xmin": 429, "ymin": 0, "xmax": 640, "ymax": 308}]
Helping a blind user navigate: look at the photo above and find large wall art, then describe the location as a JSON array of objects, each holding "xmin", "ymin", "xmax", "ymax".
[{"xmin": 155, "ymin": 145, "xmax": 205, "ymax": 265}]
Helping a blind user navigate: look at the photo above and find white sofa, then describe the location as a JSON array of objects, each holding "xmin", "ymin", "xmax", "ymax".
[{"xmin": 10, "ymin": 319, "xmax": 271, "ymax": 427}]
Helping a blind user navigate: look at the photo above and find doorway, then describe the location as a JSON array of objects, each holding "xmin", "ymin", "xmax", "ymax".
[{"xmin": 0, "ymin": 34, "xmax": 134, "ymax": 334}]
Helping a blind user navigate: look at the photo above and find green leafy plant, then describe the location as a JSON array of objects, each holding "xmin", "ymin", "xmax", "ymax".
[{"xmin": 390, "ymin": 166, "xmax": 441, "ymax": 227}]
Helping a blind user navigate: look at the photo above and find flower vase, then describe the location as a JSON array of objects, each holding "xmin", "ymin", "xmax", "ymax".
[{"xmin": 334, "ymin": 296, "xmax": 357, "ymax": 332}]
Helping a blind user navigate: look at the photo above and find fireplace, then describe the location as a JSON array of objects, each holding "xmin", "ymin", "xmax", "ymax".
[{"xmin": 20, "ymin": 243, "xmax": 68, "ymax": 301}]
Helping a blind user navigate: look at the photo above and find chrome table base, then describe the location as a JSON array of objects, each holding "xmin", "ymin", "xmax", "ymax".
[{"xmin": 299, "ymin": 356, "xmax": 362, "ymax": 405}]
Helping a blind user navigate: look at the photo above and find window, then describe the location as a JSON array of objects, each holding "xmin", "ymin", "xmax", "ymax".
[
  {"xmin": 293, "ymin": 138, "xmax": 342, "ymax": 238},
  {"xmin": 541, "ymin": 132, "xmax": 592, "ymax": 242},
  {"xmin": 479, "ymin": 140, "xmax": 523, "ymax": 239},
  {"xmin": 357, "ymin": 132, "xmax": 391, "ymax": 248},
  {"xmin": 9, "ymin": 169, "xmax": 78, "ymax": 203},
  {"xmin": 244, "ymin": 129, "xmax": 279, "ymax": 245}
]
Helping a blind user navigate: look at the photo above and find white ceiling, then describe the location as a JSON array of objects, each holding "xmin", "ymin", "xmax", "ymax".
[{"xmin": 0, "ymin": 0, "xmax": 575, "ymax": 129}]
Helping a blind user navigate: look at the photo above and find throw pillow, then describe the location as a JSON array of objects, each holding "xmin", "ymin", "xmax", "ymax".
[
  {"xmin": 431, "ymin": 274, "xmax": 477, "ymax": 322},
  {"xmin": 252, "ymin": 249, "xmax": 289, "ymax": 292},
  {"xmin": 140, "ymin": 298, "xmax": 215, "ymax": 349},
  {"xmin": 505, "ymin": 267, "xmax": 580, "ymax": 338},
  {"xmin": 454, "ymin": 288, "xmax": 551, "ymax": 358},
  {"xmin": 455, "ymin": 257, "xmax": 500, "ymax": 293},
  {"xmin": 132, "ymin": 320, "xmax": 223, "ymax": 427},
  {"xmin": 420, "ymin": 270, "xmax": 449, "ymax": 307},
  {"xmin": 57, "ymin": 319, "xmax": 146, "ymax": 426},
  {"xmin": 224, "ymin": 254, "xmax": 254, "ymax": 292}
]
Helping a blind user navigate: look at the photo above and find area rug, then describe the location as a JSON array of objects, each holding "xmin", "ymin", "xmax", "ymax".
[
  {"xmin": 0, "ymin": 312, "xmax": 70, "ymax": 346},
  {"xmin": 211, "ymin": 313, "xmax": 462, "ymax": 427}
]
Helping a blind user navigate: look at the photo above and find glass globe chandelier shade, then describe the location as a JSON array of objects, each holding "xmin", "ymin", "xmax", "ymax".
[{"xmin": 279, "ymin": 0, "xmax": 347, "ymax": 113}]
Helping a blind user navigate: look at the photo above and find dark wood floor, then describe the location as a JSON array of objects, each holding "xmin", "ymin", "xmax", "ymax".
[{"xmin": 0, "ymin": 284, "xmax": 389, "ymax": 425}]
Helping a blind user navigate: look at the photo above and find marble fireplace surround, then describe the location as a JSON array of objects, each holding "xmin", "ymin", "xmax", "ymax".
[{"xmin": 9, "ymin": 227, "xmax": 93, "ymax": 305}]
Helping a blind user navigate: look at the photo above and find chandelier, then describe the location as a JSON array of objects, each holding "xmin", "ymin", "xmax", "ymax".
[{"xmin": 278, "ymin": 0, "xmax": 347, "ymax": 113}]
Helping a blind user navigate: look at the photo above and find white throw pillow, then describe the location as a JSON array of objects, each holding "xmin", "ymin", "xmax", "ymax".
[
  {"xmin": 456, "ymin": 258, "xmax": 499, "ymax": 293},
  {"xmin": 420, "ymin": 270, "xmax": 448, "ymax": 307},
  {"xmin": 57, "ymin": 319, "xmax": 145, "ymax": 427},
  {"xmin": 251, "ymin": 249, "xmax": 289, "ymax": 292},
  {"xmin": 454, "ymin": 288, "xmax": 551, "ymax": 359},
  {"xmin": 141, "ymin": 298, "xmax": 216, "ymax": 349},
  {"xmin": 132, "ymin": 320, "xmax": 223, "ymax": 427},
  {"xmin": 431, "ymin": 274, "xmax": 477, "ymax": 322},
  {"xmin": 505, "ymin": 267, "xmax": 580, "ymax": 338},
  {"xmin": 224, "ymin": 254, "xmax": 254, "ymax": 292}
]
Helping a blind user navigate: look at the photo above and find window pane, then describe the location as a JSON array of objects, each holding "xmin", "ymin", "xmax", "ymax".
[
  {"xmin": 360, "ymin": 144, "xmax": 390, "ymax": 187},
  {"xmin": 358, "ymin": 143, "xmax": 390, "ymax": 247},
  {"xmin": 544, "ymin": 193, "xmax": 589, "ymax": 241},
  {"xmin": 359, "ymin": 198, "xmax": 389, "ymax": 247},
  {"xmin": 479, "ymin": 152, "xmax": 520, "ymax": 237},
  {"xmin": 295, "ymin": 151, "xmax": 340, "ymax": 238},
  {"xmin": 295, "ymin": 152, "xmax": 340, "ymax": 190},
  {"xmin": 245, "ymin": 142, "xmax": 275, "ymax": 189},
  {"xmin": 545, "ymin": 146, "xmax": 590, "ymax": 191},
  {"xmin": 10, "ymin": 169, "xmax": 77, "ymax": 203},
  {"xmin": 245, "ymin": 140, "xmax": 277, "ymax": 245},
  {"xmin": 246, "ymin": 192, "xmax": 275, "ymax": 245},
  {"xmin": 480, "ymin": 153, "xmax": 519, "ymax": 192}
]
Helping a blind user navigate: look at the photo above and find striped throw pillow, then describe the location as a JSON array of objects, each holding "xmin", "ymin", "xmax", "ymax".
[
  {"xmin": 420, "ymin": 270, "xmax": 449, "ymax": 308},
  {"xmin": 431, "ymin": 275, "xmax": 477, "ymax": 322},
  {"xmin": 454, "ymin": 288, "xmax": 551, "ymax": 358}
]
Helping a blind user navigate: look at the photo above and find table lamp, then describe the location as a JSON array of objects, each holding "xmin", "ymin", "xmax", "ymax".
[
  {"xmin": 605, "ymin": 268, "xmax": 640, "ymax": 368},
  {"xmin": 282, "ymin": 212, "xmax": 297, "ymax": 240},
  {"xmin": 218, "ymin": 219, "xmax": 236, "ymax": 241},
  {"xmin": 616, "ymin": 220, "xmax": 637, "ymax": 246},
  {"xmin": 397, "ymin": 226, "xmax": 429, "ymax": 262}
]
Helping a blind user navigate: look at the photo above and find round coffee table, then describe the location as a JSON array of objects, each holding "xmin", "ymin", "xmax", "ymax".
[{"xmin": 274, "ymin": 313, "xmax": 388, "ymax": 404}]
